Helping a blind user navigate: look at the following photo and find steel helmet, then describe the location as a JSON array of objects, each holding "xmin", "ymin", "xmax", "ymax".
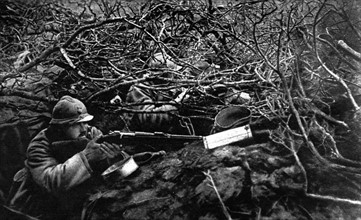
[{"xmin": 49, "ymin": 95, "xmax": 93, "ymax": 125}]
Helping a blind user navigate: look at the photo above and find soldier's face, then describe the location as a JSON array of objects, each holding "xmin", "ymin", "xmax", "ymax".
[{"xmin": 64, "ymin": 122, "xmax": 88, "ymax": 139}]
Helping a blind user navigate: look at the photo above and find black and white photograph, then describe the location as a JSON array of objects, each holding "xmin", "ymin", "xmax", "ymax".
[{"xmin": 1, "ymin": 0, "xmax": 361, "ymax": 219}]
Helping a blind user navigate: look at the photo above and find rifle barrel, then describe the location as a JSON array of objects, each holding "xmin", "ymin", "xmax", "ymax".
[{"xmin": 97, "ymin": 131, "xmax": 203, "ymax": 146}]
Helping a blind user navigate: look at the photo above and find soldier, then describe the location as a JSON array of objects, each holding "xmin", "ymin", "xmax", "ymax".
[
  {"xmin": 123, "ymin": 82, "xmax": 250, "ymax": 135},
  {"xmin": 124, "ymin": 84, "xmax": 191, "ymax": 134},
  {"xmin": 6, "ymin": 95, "xmax": 124, "ymax": 220}
]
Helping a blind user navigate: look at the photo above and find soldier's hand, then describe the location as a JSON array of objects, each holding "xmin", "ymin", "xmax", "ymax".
[
  {"xmin": 82, "ymin": 136, "xmax": 107, "ymax": 162},
  {"xmin": 83, "ymin": 137, "xmax": 123, "ymax": 162},
  {"xmin": 97, "ymin": 142, "xmax": 123, "ymax": 161},
  {"xmin": 81, "ymin": 137, "xmax": 123, "ymax": 173},
  {"xmin": 88, "ymin": 126, "xmax": 103, "ymax": 139}
]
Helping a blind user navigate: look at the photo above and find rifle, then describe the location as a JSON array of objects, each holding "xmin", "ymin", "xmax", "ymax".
[
  {"xmin": 98, "ymin": 125, "xmax": 271, "ymax": 151},
  {"xmin": 97, "ymin": 131, "xmax": 203, "ymax": 148},
  {"xmin": 51, "ymin": 125, "xmax": 271, "ymax": 162},
  {"xmin": 50, "ymin": 132, "xmax": 202, "ymax": 162}
]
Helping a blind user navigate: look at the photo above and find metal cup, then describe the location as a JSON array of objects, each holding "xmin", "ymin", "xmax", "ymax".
[{"xmin": 101, "ymin": 154, "xmax": 139, "ymax": 180}]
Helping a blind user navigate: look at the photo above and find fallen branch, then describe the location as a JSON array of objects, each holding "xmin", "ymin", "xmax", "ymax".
[
  {"xmin": 203, "ymin": 170, "xmax": 233, "ymax": 220},
  {"xmin": 307, "ymin": 193, "xmax": 361, "ymax": 206}
]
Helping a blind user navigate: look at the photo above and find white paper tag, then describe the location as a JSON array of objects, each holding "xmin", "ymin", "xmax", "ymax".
[{"xmin": 203, "ymin": 125, "xmax": 252, "ymax": 149}]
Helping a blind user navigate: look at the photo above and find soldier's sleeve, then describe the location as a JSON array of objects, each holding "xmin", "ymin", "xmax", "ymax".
[{"xmin": 26, "ymin": 131, "xmax": 92, "ymax": 194}]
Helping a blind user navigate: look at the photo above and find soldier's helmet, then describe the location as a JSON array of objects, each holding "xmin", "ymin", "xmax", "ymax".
[{"xmin": 49, "ymin": 95, "xmax": 93, "ymax": 125}]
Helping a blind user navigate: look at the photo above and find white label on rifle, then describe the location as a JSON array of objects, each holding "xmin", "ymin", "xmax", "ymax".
[{"xmin": 203, "ymin": 125, "xmax": 252, "ymax": 150}]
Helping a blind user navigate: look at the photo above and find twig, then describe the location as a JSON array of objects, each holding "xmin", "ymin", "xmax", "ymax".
[
  {"xmin": 263, "ymin": 8, "xmax": 335, "ymax": 171},
  {"xmin": 60, "ymin": 47, "xmax": 86, "ymax": 78},
  {"xmin": 285, "ymin": 123, "xmax": 361, "ymax": 207},
  {"xmin": 306, "ymin": 193, "xmax": 361, "ymax": 206},
  {"xmin": 309, "ymin": 105, "xmax": 349, "ymax": 129},
  {"xmin": 108, "ymin": 60, "xmax": 128, "ymax": 75},
  {"xmin": 288, "ymin": 135, "xmax": 308, "ymax": 193},
  {"xmin": 312, "ymin": 4, "xmax": 360, "ymax": 112},
  {"xmin": 18, "ymin": 46, "xmax": 59, "ymax": 72},
  {"xmin": 62, "ymin": 17, "xmax": 126, "ymax": 49},
  {"xmin": 153, "ymin": 76, "xmax": 258, "ymax": 86},
  {"xmin": 18, "ymin": 17, "xmax": 128, "ymax": 73},
  {"xmin": 0, "ymin": 89, "xmax": 57, "ymax": 103},
  {"xmin": 310, "ymin": 119, "xmax": 361, "ymax": 168},
  {"xmin": 2, "ymin": 205, "xmax": 40, "ymax": 220},
  {"xmin": 338, "ymin": 40, "xmax": 361, "ymax": 61},
  {"xmin": 85, "ymin": 73, "xmax": 163, "ymax": 102},
  {"xmin": 60, "ymin": 47, "xmax": 115, "ymax": 82},
  {"xmin": 317, "ymin": 36, "xmax": 358, "ymax": 71},
  {"xmin": 203, "ymin": 170, "xmax": 233, "ymax": 220}
]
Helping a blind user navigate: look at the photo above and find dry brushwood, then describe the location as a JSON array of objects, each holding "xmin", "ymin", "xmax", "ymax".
[{"xmin": 1, "ymin": 0, "xmax": 361, "ymax": 219}]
